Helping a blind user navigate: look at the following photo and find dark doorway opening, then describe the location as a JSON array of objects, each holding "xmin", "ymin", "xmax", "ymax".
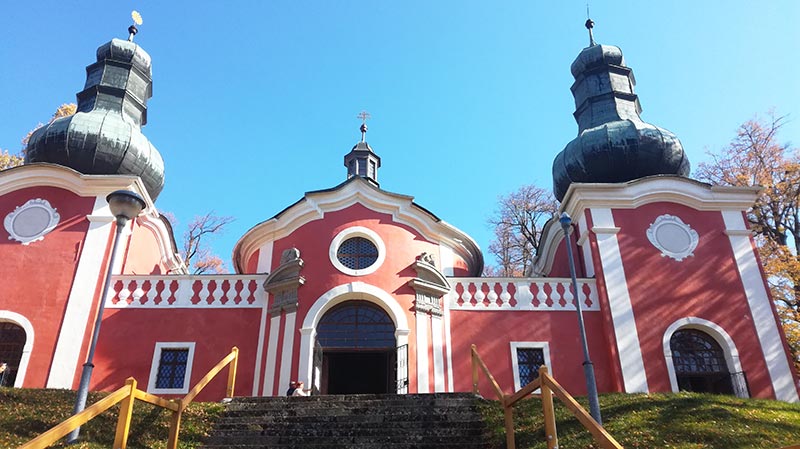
[
  {"xmin": 314, "ymin": 301, "xmax": 397, "ymax": 395},
  {"xmin": 670, "ymin": 328, "xmax": 736, "ymax": 395},
  {"xmin": 324, "ymin": 351, "xmax": 391, "ymax": 394},
  {"xmin": 0, "ymin": 322, "xmax": 26, "ymax": 387}
]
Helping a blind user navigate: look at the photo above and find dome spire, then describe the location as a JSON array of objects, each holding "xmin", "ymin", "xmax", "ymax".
[
  {"xmin": 551, "ymin": 39, "xmax": 690, "ymax": 201},
  {"xmin": 344, "ymin": 111, "xmax": 381, "ymax": 186},
  {"xmin": 24, "ymin": 17, "xmax": 165, "ymax": 200},
  {"xmin": 585, "ymin": 7, "xmax": 596, "ymax": 47}
]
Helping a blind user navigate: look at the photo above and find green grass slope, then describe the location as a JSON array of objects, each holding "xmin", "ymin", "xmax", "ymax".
[
  {"xmin": 479, "ymin": 392, "xmax": 800, "ymax": 449},
  {"xmin": 0, "ymin": 387, "xmax": 224, "ymax": 449}
]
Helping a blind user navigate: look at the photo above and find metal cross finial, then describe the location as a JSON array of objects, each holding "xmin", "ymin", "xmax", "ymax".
[
  {"xmin": 357, "ymin": 111, "xmax": 371, "ymax": 142},
  {"xmin": 585, "ymin": 5, "xmax": 596, "ymax": 47},
  {"xmin": 129, "ymin": 10, "xmax": 143, "ymax": 42}
]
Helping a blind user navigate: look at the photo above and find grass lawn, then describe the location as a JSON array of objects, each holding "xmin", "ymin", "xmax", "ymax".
[
  {"xmin": 0, "ymin": 387, "xmax": 224, "ymax": 449},
  {"xmin": 478, "ymin": 392, "xmax": 800, "ymax": 449}
]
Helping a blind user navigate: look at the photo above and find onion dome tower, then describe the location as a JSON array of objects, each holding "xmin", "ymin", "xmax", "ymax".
[
  {"xmin": 25, "ymin": 22, "xmax": 165, "ymax": 200},
  {"xmin": 344, "ymin": 111, "xmax": 381, "ymax": 186},
  {"xmin": 551, "ymin": 19, "xmax": 690, "ymax": 201}
]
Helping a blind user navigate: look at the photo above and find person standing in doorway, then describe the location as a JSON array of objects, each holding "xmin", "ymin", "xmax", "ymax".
[
  {"xmin": 0, "ymin": 363, "xmax": 9, "ymax": 387},
  {"xmin": 286, "ymin": 381, "xmax": 297, "ymax": 396},
  {"xmin": 292, "ymin": 381, "xmax": 309, "ymax": 396}
]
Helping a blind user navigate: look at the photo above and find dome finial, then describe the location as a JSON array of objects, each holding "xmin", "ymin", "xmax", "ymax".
[
  {"xmin": 357, "ymin": 110, "xmax": 371, "ymax": 142},
  {"xmin": 585, "ymin": 5, "xmax": 596, "ymax": 47},
  {"xmin": 129, "ymin": 10, "xmax": 143, "ymax": 42}
]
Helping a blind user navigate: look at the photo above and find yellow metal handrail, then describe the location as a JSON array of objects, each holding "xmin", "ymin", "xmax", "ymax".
[
  {"xmin": 18, "ymin": 346, "xmax": 239, "ymax": 449},
  {"xmin": 471, "ymin": 344, "xmax": 623, "ymax": 449}
]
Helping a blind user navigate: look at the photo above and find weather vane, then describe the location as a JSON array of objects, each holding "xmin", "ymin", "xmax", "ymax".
[
  {"xmin": 585, "ymin": 5, "xmax": 595, "ymax": 47},
  {"xmin": 129, "ymin": 10, "xmax": 143, "ymax": 42},
  {"xmin": 357, "ymin": 111, "xmax": 371, "ymax": 142}
]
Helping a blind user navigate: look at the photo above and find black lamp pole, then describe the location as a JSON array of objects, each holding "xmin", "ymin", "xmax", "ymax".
[
  {"xmin": 559, "ymin": 212, "xmax": 602, "ymax": 425},
  {"xmin": 68, "ymin": 190, "xmax": 145, "ymax": 444}
]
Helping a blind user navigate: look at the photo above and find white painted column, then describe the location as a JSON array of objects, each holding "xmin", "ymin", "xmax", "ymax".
[
  {"xmin": 416, "ymin": 312, "xmax": 430, "ymax": 393},
  {"xmin": 722, "ymin": 211, "xmax": 800, "ymax": 402},
  {"xmin": 590, "ymin": 208, "xmax": 649, "ymax": 393},
  {"xmin": 431, "ymin": 314, "xmax": 445, "ymax": 392},
  {"xmin": 47, "ymin": 197, "xmax": 114, "ymax": 388},
  {"xmin": 297, "ymin": 327, "xmax": 315, "ymax": 388},
  {"xmin": 443, "ymin": 290, "xmax": 456, "ymax": 392},
  {"xmin": 277, "ymin": 311, "xmax": 297, "ymax": 396},
  {"xmin": 252, "ymin": 243, "xmax": 274, "ymax": 396},
  {"xmin": 261, "ymin": 314, "xmax": 281, "ymax": 396}
]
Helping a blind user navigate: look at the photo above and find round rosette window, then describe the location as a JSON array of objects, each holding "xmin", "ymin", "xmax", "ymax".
[{"xmin": 329, "ymin": 226, "xmax": 386, "ymax": 276}]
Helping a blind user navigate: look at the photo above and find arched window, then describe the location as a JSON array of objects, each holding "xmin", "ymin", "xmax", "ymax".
[
  {"xmin": 317, "ymin": 301, "xmax": 395, "ymax": 349},
  {"xmin": 0, "ymin": 322, "xmax": 26, "ymax": 387},
  {"xmin": 670, "ymin": 329, "xmax": 734, "ymax": 395}
]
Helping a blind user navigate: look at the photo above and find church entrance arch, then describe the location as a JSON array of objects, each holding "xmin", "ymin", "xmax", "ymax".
[
  {"xmin": 316, "ymin": 301, "xmax": 395, "ymax": 394},
  {"xmin": 0, "ymin": 321, "xmax": 27, "ymax": 387},
  {"xmin": 299, "ymin": 282, "xmax": 410, "ymax": 395}
]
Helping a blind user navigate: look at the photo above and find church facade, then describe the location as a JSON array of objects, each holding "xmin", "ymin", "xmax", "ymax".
[{"xmin": 1, "ymin": 28, "xmax": 798, "ymax": 403}]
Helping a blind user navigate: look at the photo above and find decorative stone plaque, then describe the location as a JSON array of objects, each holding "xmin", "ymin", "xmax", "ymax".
[
  {"xmin": 4, "ymin": 198, "xmax": 60, "ymax": 245},
  {"xmin": 646, "ymin": 214, "xmax": 698, "ymax": 261}
]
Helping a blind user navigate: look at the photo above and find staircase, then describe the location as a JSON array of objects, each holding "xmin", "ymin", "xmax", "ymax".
[{"xmin": 201, "ymin": 393, "xmax": 494, "ymax": 449}]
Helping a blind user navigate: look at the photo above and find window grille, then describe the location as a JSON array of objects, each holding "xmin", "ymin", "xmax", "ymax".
[
  {"xmin": 336, "ymin": 237, "xmax": 379, "ymax": 270},
  {"xmin": 516, "ymin": 347, "xmax": 545, "ymax": 387},
  {"xmin": 155, "ymin": 348, "xmax": 189, "ymax": 390}
]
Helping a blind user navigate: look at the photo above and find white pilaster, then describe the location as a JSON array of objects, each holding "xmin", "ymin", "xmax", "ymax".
[
  {"xmin": 431, "ymin": 314, "xmax": 445, "ymax": 392},
  {"xmin": 722, "ymin": 210, "xmax": 799, "ymax": 402},
  {"xmin": 261, "ymin": 314, "xmax": 281, "ymax": 396},
  {"xmin": 252, "ymin": 243, "xmax": 274, "ymax": 396},
  {"xmin": 444, "ymin": 290, "xmax": 455, "ymax": 392},
  {"xmin": 277, "ymin": 311, "xmax": 297, "ymax": 396},
  {"xmin": 416, "ymin": 312, "xmax": 430, "ymax": 393},
  {"xmin": 590, "ymin": 207, "xmax": 649, "ymax": 393},
  {"xmin": 47, "ymin": 197, "xmax": 114, "ymax": 388}
]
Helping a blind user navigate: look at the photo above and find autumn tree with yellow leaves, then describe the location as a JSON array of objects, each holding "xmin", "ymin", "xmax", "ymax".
[
  {"xmin": 1, "ymin": 103, "xmax": 77, "ymax": 170},
  {"xmin": 696, "ymin": 112, "xmax": 800, "ymax": 370}
]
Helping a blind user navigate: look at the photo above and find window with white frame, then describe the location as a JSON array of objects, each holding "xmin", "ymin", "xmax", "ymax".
[
  {"xmin": 147, "ymin": 342, "xmax": 195, "ymax": 394},
  {"xmin": 510, "ymin": 342, "xmax": 551, "ymax": 391}
]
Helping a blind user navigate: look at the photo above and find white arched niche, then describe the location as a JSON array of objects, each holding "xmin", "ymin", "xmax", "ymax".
[
  {"xmin": 297, "ymin": 282, "xmax": 410, "ymax": 389},
  {"xmin": 662, "ymin": 317, "xmax": 745, "ymax": 395},
  {"xmin": 0, "ymin": 310, "xmax": 35, "ymax": 388}
]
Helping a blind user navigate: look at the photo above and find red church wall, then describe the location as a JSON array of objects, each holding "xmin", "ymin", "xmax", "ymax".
[
  {"xmin": 612, "ymin": 202, "xmax": 775, "ymax": 397},
  {"xmin": 0, "ymin": 186, "xmax": 96, "ymax": 387},
  {"xmin": 449, "ymin": 310, "xmax": 614, "ymax": 395},
  {"xmin": 120, "ymin": 221, "xmax": 169, "ymax": 275},
  {"xmin": 94, "ymin": 308, "xmax": 261, "ymax": 401},
  {"xmin": 271, "ymin": 203, "xmax": 444, "ymax": 392},
  {"xmin": 246, "ymin": 249, "xmax": 261, "ymax": 273}
]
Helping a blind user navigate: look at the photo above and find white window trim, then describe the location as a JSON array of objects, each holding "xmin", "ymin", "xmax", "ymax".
[
  {"xmin": 662, "ymin": 317, "xmax": 745, "ymax": 396},
  {"xmin": 147, "ymin": 342, "xmax": 196, "ymax": 395},
  {"xmin": 329, "ymin": 226, "xmax": 386, "ymax": 276},
  {"xmin": 510, "ymin": 341, "xmax": 551, "ymax": 392}
]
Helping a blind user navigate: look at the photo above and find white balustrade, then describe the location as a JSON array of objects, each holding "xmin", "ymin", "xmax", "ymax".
[
  {"xmin": 106, "ymin": 275, "xmax": 267, "ymax": 308},
  {"xmin": 447, "ymin": 277, "xmax": 599, "ymax": 311}
]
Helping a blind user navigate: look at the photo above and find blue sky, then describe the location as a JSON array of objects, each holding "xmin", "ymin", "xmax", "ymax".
[{"xmin": 2, "ymin": 1, "xmax": 798, "ymax": 272}]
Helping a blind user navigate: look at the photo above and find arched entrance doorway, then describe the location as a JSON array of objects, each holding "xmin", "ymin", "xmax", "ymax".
[
  {"xmin": 670, "ymin": 329, "xmax": 734, "ymax": 394},
  {"xmin": 315, "ymin": 301, "xmax": 397, "ymax": 394},
  {"xmin": 0, "ymin": 322, "xmax": 26, "ymax": 387}
]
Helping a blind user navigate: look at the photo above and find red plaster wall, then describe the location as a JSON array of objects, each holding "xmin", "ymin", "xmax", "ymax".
[
  {"xmin": 449, "ymin": 310, "xmax": 614, "ymax": 395},
  {"xmin": 121, "ymin": 221, "xmax": 170, "ymax": 275},
  {"xmin": 0, "ymin": 186, "xmax": 96, "ymax": 387},
  {"xmin": 612, "ymin": 203, "xmax": 776, "ymax": 398},
  {"xmin": 94, "ymin": 308, "xmax": 261, "ymax": 401},
  {"xmin": 270, "ymin": 203, "xmax": 447, "ymax": 393}
]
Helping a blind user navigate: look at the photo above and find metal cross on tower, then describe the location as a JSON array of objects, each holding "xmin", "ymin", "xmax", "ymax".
[{"xmin": 357, "ymin": 111, "xmax": 371, "ymax": 142}]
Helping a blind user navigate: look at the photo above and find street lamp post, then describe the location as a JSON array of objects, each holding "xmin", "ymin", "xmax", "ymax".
[
  {"xmin": 559, "ymin": 212, "xmax": 603, "ymax": 425},
  {"xmin": 67, "ymin": 190, "xmax": 145, "ymax": 444}
]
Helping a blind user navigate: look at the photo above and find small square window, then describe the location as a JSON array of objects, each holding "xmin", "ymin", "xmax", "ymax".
[
  {"xmin": 510, "ymin": 342, "xmax": 551, "ymax": 391},
  {"xmin": 147, "ymin": 342, "xmax": 195, "ymax": 394}
]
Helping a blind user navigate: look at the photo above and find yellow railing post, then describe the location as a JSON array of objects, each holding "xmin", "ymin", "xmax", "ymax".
[
  {"xmin": 539, "ymin": 367, "xmax": 558, "ymax": 449},
  {"xmin": 503, "ymin": 403, "xmax": 516, "ymax": 449},
  {"xmin": 112, "ymin": 377, "xmax": 137, "ymax": 449},
  {"xmin": 166, "ymin": 400, "xmax": 184, "ymax": 449},
  {"xmin": 471, "ymin": 344, "xmax": 479, "ymax": 394},
  {"xmin": 226, "ymin": 346, "xmax": 239, "ymax": 398}
]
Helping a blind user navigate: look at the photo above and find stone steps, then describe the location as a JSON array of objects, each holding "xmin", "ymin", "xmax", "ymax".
[{"xmin": 201, "ymin": 393, "xmax": 494, "ymax": 449}]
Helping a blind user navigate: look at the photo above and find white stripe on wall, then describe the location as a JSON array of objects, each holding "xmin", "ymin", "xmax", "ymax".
[
  {"xmin": 431, "ymin": 314, "xmax": 445, "ymax": 392},
  {"xmin": 261, "ymin": 314, "xmax": 281, "ymax": 396},
  {"xmin": 590, "ymin": 207, "xmax": 649, "ymax": 393},
  {"xmin": 252, "ymin": 243, "xmax": 274, "ymax": 396},
  {"xmin": 416, "ymin": 312, "xmax": 429, "ymax": 393},
  {"xmin": 722, "ymin": 210, "xmax": 799, "ymax": 402},
  {"xmin": 277, "ymin": 311, "xmax": 297, "ymax": 396}
]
